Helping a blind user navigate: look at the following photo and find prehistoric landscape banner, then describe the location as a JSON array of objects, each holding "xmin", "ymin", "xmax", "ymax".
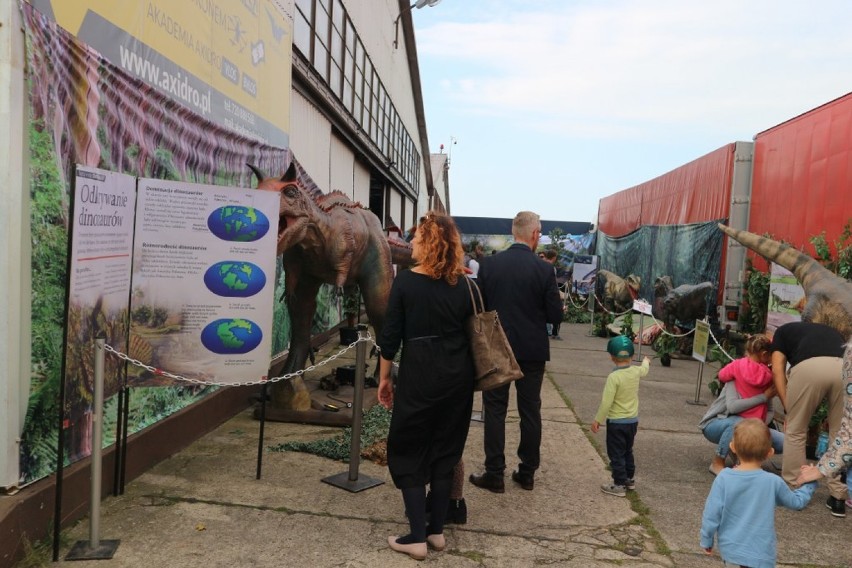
[{"xmin": 19, "ymin": 2, "xmax": 340, "ymax": 484}]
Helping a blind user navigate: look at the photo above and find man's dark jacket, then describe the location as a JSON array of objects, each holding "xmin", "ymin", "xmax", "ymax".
[{"xmin": 477, "ymin": 243, "xmax": 563, "ymax": 362}]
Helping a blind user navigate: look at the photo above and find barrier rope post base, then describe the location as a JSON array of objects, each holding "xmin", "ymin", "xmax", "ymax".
[
  {"xmin": 322, "ymin": 325, "xmax": 384, "ymax": 493},
  {"xmin": 686, "ymin": 361, "xmax": 708, "ymax": 406}
]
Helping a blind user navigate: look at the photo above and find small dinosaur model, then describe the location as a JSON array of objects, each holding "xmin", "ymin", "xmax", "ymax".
[
  {"xmin": 251, "ymin": 162, "xmax": 406, "ymax": 410},
  {"xmin": 718, "ymin": 223, "xmax": 852, "ymax": 339},
  {"xmin": 598, "ymin": 269, "xmax": 641, "ymax": 312}
]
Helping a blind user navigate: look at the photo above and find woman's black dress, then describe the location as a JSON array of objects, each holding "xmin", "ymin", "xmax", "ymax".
[{"xmin": 378, "ymin": 271, "xmax": 476, "ymax": 489}]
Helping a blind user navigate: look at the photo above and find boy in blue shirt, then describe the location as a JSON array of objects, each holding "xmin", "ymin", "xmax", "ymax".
[
  {"xmin": 700, "ymin": 418, "xmax": 818, "ymax": 568},
  {"xmin": 591, "ymin": 335, "xmax": 650, "ymax": 497}
]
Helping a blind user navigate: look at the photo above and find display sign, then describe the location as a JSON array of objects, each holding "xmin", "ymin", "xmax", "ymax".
[
  {"xmin": 632, "ymin": 299, "xmax": 652, "ymax": 316},
  {"xmin": 692, "ymin": 320, "xmax": 710, "ymax": 363},
  {"xmin": 766, "ymin": 262, "xmax": 804, "ymax": 333},
  {"xmin": 29, "ymin": 0, "xmax": 292, "ymax": 146},
  {"xmin": 572, "ymin": 255, "xmax": 598, "ymax": 295},
  {"xmin": 131, "ymin": 178, "xmax": 279, "ymax": 384},
  {"xmin": 64, "ymin": 166, "xmax": 136, "ymax": 462}
]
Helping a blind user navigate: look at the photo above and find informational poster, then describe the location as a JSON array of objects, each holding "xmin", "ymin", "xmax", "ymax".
[
  {"xmin": 692, "ymin": 320, "xmax": 710, "ymax": 363},
  {"xmin": 131, "ymin": 178, "xmax": 279, "ymax": 384},
  {"xmin": 64, "ymin": 165, "xmax": 136, "ymax": 462},
  {"xmin": 766, "ymin": 262, "xmax": 804, "ymax": 333},
  {"xmin": 572, "ymin": 255, "xmax": 598, "ymax": 295},
  {"xmin": 28, "ymin": 0, "xmax": 292, "ymax": 146}
]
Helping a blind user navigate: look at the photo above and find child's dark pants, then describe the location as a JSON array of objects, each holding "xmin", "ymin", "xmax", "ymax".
[{"xmin": 606, "ymin": 421, "xmax": 638, "ymax": 486}]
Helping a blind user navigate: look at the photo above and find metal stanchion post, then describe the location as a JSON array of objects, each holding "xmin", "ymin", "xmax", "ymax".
[
  {"xmin": 687, "ymin": 361, "xmax": 707, "ymax": 406},
  {"xmin": 588, "ymin": 293, "xmax": 595, "ymax": 336},
  {"xmin": 322, "ymin": 325, "xmax": 384, "ymax": 492},
  {"xmin": 66, "ymin": 337, "xmax": 120, "ymax": 560},
  {"xmin": 636, "ymin": 313, "xmax": 644, "ymax": 362}
]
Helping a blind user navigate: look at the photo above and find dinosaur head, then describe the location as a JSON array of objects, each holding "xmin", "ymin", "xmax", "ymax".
[{"xmin": 249, "ymin": 163, "xmax": 313, "ymax": 255}]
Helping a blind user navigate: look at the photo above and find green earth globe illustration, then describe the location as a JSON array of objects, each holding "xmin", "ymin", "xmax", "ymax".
[
  {"xmin": 207, "ymin": 206, "xmax": 271, "ymax": 242},
  {"xmin": 203, "ymin": 261, "xmax": 266, "ymax": 297},
  {"xmin": 200, "ymin": 318, "xmax": 263, "ymax": 354}
]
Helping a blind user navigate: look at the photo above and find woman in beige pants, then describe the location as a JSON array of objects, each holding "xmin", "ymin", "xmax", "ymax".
[{"xmin": 771, "ymin": 321, "xmax": 846, "ymax": 517}]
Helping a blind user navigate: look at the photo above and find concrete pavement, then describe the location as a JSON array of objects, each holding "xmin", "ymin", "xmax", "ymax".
[{"xmin": 47, "ymin": 324, "xmax": 847, "ymax": 567}]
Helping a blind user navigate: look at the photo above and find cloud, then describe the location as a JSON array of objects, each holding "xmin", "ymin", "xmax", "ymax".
[{"xmin": 417, "ymin": 1, "xmax": 852, "ymax": 140}]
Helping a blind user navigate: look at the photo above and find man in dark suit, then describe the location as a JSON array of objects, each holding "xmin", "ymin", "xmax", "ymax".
[{"xmin": 469, "ymin": 211, "xmax": 564, "ymax": 492}]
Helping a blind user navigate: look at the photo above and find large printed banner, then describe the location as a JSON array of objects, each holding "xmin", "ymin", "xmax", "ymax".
[
  {"xmin": 64, "ymin": 166, "xmax": 136, "ymax": 462},
  {"xmin": 131, "ymin": 179, "xmax": 279, "ymax": 384},
  {"xmin": 28, "ymin": 0, "xmax": 292, "ymax": 146}
]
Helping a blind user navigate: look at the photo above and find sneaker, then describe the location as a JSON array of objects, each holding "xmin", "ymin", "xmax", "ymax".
[
  {"xmin": 826, "ymin": 496, "xmax": 846, "ymax": 518},
  {"xmin": 846, "ymin": 498, "xmax": 852, "ymax": 509},
  {"xmin": 625, "ymin": 478, "xmax": 636, "ymax": 490},
  {"xmin": 601, "ymin": 483, "xmax": 627, "ymax": 497},
  {"xmin": 552, "ymin": 335, "xmax": 563, "ymax": 341}
]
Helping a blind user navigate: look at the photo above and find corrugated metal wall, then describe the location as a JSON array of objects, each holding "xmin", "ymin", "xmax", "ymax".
[
  {"xmin": 748, "ymin": 93, "xmax": 852, "ymax": 270},
  {"xmin": 597, "ymin": 144, "xmax": 736, "ymax": 237},
  {"xmin": 290, "ymin": 92, "xmax": 331, "ymax": 190}
]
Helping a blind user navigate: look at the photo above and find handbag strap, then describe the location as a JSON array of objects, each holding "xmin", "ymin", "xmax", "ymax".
[{"xmin": 464, "ymin": 277, "xmax": 485, "ymax": 314}]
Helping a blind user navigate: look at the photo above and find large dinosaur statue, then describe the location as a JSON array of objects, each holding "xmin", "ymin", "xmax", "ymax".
[
  {"xmin": 597, "ymin": 269, "xmax": 641, "ymax": 312},
  {"xmin": 718, "ymin": 224, "xmax": 852, "ymax": 339},
  {"xmin": 251, "ymin": 162, "xmax": 409, "ymax": 410}
]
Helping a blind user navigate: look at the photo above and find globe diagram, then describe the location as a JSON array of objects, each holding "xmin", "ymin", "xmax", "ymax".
[
  {"xmin": 200, "ymin": 318, "xmax": 263, "ymax": 355},
  {"xmin": 207, "ymin": 206, "xmax": 270, "ymax": 242},
  {"xmin": 204, "ymin": 261, "xmax": 266, "ymax": 297}
]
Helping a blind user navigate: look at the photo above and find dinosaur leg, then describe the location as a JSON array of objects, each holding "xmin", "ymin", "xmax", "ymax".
[{"xmin": 271, "ymin": 277, "xmax": 321, "ymax": 411}]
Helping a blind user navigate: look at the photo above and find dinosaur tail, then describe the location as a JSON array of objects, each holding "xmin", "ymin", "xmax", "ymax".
[
  {"xmin": 389, "ymin": 239, "xmax": 413, "ymax": 266},
  {"xmin": 717, "ymin": 223, "xmax": 831, "ymax": 292}
]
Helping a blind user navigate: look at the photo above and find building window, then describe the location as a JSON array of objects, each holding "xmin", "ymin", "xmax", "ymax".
[{"xmin": 291, "ymin": 0, "xmax": 421, "ymax": 193}]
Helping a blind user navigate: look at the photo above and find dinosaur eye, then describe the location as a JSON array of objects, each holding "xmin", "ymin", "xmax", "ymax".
[{"xmin": 283, "ymin": 185, "xmax": 298, "ymax": 198}]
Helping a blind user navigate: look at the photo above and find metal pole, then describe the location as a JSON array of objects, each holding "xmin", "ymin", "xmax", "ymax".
[
  {"xmin": 65, "ymin": 337, "xmax": 120, "ymax": 560},
  {"xmin": 256, "ymin": 383, "xmax": 267, "ymax": 480},
  {"xmin": 588, "ymin": 293, "xmax": 595, "ymax": 336},
  {"xmin": 89, "ymin": 337, "xmax": 105, "ymax": 547},
  {"xmin": 346, "ymin": 330, "xmax": 368, "ymax": 481},
  {"xmin": 636, "ymin": 313, "xmax": 644, "ymax": 361},
  {"xmin": 321, "ymin": 325, "xmax": 383, "ymax": 492},
  {"xmin": 686, "ymin": 361, "xmax": 707, "ymax": 406}
]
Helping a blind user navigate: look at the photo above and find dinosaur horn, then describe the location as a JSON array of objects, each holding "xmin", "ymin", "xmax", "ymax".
[
  {"xmin": 282, "ymin": 161, "xmax": 298, "ymax": 182},
  {"xmin": 247, "ymin": 164, "xmax": 266, "ymax": 182}
]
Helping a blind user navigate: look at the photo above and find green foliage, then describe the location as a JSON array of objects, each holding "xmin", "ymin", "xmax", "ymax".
[
  {"xmin": 620, "ymin": 312, "xmax": 635, "ymax": 340},
  {"xmin": 593, "ymin": 309, "xmax": 613, "ymax": 337},
  {"xmin": 809, "ymin": 220, "xmax": 852, "ymax": 281},
  {"xmin": 809, "ymin": 400, "xmax": 830, "ymax": 432},
  {"xmin": 22, "ymin": 119, "xmax": 69, "ymax": 480},
  {"xmin": 269, "ymin": 404, "xmax": 392, "ymax": 462},
  {"xmin": 737, "ymin": 259, "xmax": 770, "ymax": 334},
  {"xmin": 652, "ymin": 333, "xmax": 678, "ymax": 357},
  {"xmin": 563, "ymin": 294, "xmax": 592, "ymax": 323}
]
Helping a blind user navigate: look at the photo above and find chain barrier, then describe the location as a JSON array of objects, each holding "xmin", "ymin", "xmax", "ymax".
[
  {"xmin": 560, "ymin": 283, "xmax": 591, "ymax": 311},
  {"xmin": 707, "ymin": 326, "xmax": 736, "ymax": 363},
  {"xmin": 103, "ymin": 331, "xmax": 374, "ymax": 388},
  {"xmin": 591, "ymin": 292, "xmax": 633, "ymax": 317}
]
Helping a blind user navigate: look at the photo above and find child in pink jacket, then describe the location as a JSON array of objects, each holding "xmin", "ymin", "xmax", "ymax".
[{"xmin": 718, "ymin": 334, "xmax": 774, "ymax": 422}]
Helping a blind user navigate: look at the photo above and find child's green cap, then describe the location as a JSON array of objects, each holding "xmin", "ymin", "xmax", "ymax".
[{"xmin": 607, "ymin": 335, "xmax": 634, "ymax": 357}]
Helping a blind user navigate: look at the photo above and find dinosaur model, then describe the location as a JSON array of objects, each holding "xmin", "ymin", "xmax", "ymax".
[
  {"xmin": 597, "ymin": 270, "xmax": 641, "ymax": 312},
  {"xmin": 655, "ymin": 278, "xmax": 713, "ymax": 329},
  {"xmin": 250, "ymin": 162, "xmax": 410, "ymax": 410},
  {"xmin": 718, "ymin": 224, "xmax": 852, "ymax": 339}
]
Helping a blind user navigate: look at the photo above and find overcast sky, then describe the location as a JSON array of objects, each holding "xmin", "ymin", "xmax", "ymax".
[{"xmin": 413, "ymin": 0, "xmax": 852, "ymax": 226}]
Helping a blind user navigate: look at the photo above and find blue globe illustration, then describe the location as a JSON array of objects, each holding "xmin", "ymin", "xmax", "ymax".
[
  {"xmin": 203, "ymin": 261, "xmax": 267, "ymax": 297},
  {"xmin": 200, "ymin": 318, "xmax": 263, "ymax": 354},
  {"xmin": 207, "ymin": 206, "xmax": 270, "ymax": 242}
]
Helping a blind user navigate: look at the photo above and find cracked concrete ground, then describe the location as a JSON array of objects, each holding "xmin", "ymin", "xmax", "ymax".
[{"xmin": 50, "ymin": 324, "xmax": 847, "ymax": 567}]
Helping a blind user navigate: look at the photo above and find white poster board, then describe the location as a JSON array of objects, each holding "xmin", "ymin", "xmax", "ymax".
[
  {"xmin": 766, "ymin": 262, "xmax": 804, "ymax": 333},
  {"xmin": 64, "ymin": 166, "xmax": 136, "ymax": 462},
  {"xmin": 572, "ymin": 255, "xmax": 598, "ymax": 295},
  {"xmin": 131, "ymin": 179, "xmax": 279, "ymax": 384}
]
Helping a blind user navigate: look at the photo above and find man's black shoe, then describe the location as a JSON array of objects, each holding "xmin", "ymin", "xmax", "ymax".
[
  {"xmin": 826, "ymin": 496, "xmax": 846, "ymax": 518},
  {"xmin": 445, "ymin": 498, "xmax": 467, "ymax": 524},
  {"xmin": 469, "ymin": 472, "xmax": 505, "ymax": 493},
  {"xmin": 511, "ymin": 470, "xmax": 534, "ymax": 490}
]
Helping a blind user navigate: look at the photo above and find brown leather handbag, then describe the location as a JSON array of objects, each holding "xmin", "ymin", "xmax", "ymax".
[{"xmin": 464, "ymin": 278, "xmax": 524, "ymax": 391}]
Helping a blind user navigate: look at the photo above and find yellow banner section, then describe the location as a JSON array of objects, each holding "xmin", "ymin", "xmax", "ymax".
[{"xmin": 32, "ymin": 0, "xmax": 291, "ymax": 146}]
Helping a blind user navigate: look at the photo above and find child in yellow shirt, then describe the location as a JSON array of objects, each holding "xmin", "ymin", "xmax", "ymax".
[{"xmin": 591, "ymin": 335, "xmax": 650, "ymax": 496}]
